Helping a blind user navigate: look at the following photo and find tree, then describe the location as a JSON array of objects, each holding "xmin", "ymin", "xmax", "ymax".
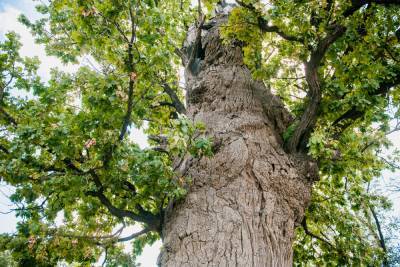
[{"xmin": 0, "ymin": 0, "xmax": 400, "ymax": 266}]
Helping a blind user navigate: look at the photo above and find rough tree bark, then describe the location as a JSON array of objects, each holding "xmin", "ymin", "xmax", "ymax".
[{"xmin": 158, "ymin": 16, "xmax": 318, "ymax": 267}]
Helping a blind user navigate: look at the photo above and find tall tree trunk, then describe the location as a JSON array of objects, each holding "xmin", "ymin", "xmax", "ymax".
[{"xmin": 159, "ymin": 16, "xmax": 318, "ymax": 267}]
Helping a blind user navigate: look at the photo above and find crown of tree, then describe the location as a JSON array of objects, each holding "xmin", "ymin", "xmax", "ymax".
[{"xmin": 0, "ymin": 0, "xmax": 400, "ymax": 266}]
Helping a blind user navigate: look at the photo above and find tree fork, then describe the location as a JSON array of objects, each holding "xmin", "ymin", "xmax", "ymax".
[{"xmin": 158, "ymin": 16, "xmax": 318, "ymax": 267}]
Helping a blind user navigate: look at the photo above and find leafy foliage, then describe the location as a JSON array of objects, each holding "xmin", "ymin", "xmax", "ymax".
[
  {"xmin": 0, "ymin": 0, "xmax": 399, "ymax": 265},
  {"xmin": 220, "ymin": 0, "xmax": 400, "ymax": 265},
  {"xmin": 0, "ymin": 251, "xmax": 17, "ymax": 267},
  {"xmin": 0, "ymin": 0, "xmax": 211, "ymax": 265}
]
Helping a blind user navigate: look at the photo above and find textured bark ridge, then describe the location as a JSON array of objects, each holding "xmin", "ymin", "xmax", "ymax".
[{"xmin": 159, "ymin": 16, "xmax": 317, "ymax": 267}]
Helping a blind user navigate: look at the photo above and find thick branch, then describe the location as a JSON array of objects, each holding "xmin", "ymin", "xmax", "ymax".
[
  {"xmin": 174, "ymin": 47, "xmax": 188, "ymax": 64},
  {"xmin": 86, "ymin": 190, "xmax": 160, "ymax": 230},
  {"xmin": 259, "ymin": 24, "xmax": 304, "ymax": 43},
  {"xmin": 119, "ymin": 79, "xmax": 135, "ymax": 141},
  {"xmin": 161, "ymin": 82, "xmax": 186, "ymax": 114},
  {"xmin": 119, "ymin": 5, "xmax": 137, "ymax": 141},
  {"xmin": 103, "ymin": 5, "xmax": 138, "ymax": 168},
  {"xmin": 87, "ymin": 171, "xmax": 160, "ymax": 231},
  {"xmin": 236, "ymin": 0, "xmax": 304, "ymax": 43},
  {"xmin": 286, "ymin": 25, "xmax": 347, "ymax": 152},
  {"xmin": 54, "ymin": 224, "xmax": 149, "ymax": 244},
  {"xmin": 282, "ymin": 0, "xmax": 397, "ymax": 152}
]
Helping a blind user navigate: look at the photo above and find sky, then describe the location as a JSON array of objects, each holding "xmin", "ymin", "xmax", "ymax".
[{"xmin": 0, "ymin": 0, "xmax": 399, "ymax": 266}]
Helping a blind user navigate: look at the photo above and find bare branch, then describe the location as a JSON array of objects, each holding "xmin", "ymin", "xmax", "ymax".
[
  {"xmin": 370, "ymin": 206, "xmax": 389, "ymax": 266},
  {"xmin": 273, "ymin": 76, "xmax": 305, "ymax": 80},
  {"xmin": 102, "ymin": 248, "xmax": 108, "ymax": 267},
  {"xmin": 378, "ymin": 155, "xmax": 400, "ymax": 169},
  {"xmin": 0, "ymin": 197, "xmax": 48, "ymax": 215},
  {"xmin": 49, "ymin": 225, "xmax": 150, "ymax": 247},
  {"xmin": 117, "ymin": 228, "xmax": 150, "ymax": 242}
]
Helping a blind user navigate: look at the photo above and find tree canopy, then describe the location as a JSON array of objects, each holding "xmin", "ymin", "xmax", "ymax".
[{"xmin": 0, "ymin": 0, "xmax": 400, "ymax": 266}]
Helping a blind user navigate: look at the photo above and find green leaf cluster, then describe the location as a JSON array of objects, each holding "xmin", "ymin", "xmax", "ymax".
[{"xmin": 0, "ymin": 0, "xmax": 400, "ymax": 265}]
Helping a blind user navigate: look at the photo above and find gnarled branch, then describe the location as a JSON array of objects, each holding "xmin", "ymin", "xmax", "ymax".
[
  {"xmin": 86, "ymin": 171, "xmax": 161, "ymax": 231},
  {"xmin": 286, "ymin": 25, "xmax": 347, "ymax": 153}
]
